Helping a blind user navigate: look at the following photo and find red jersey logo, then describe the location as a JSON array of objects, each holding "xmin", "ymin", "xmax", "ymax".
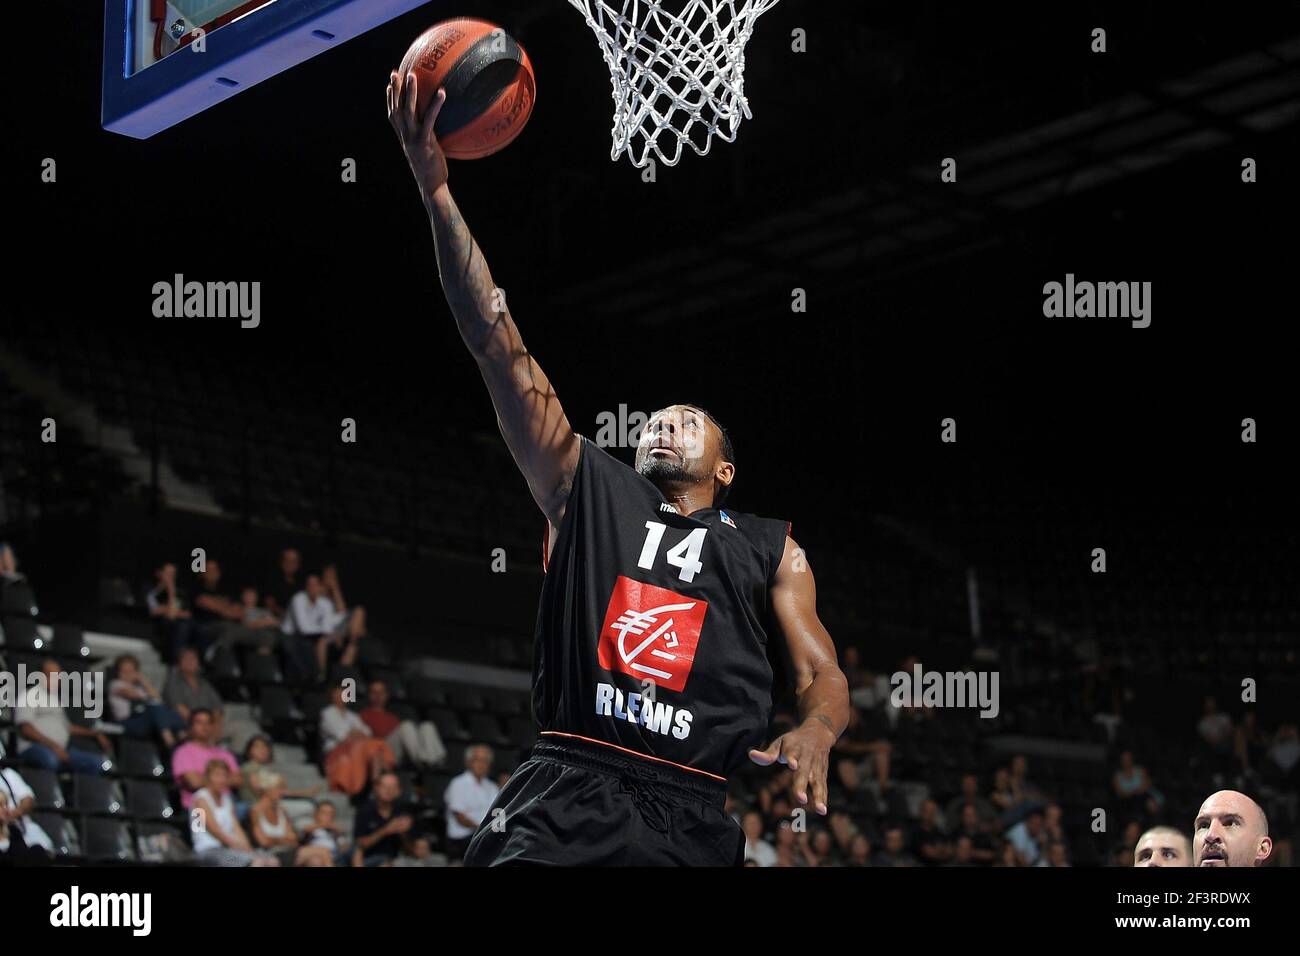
[{"xmin": 597, "ymin": 576, "xmax": 708, "ymax": 693}]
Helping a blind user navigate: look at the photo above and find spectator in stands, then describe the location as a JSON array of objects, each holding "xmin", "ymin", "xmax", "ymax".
[
  {"xmin": 444, "ymin": 744, "xmax": 500, "ymax": 861},
  {"xmin": 804, "ymin": 828, "xmax": 838, "ymax": 867},
  {"xmin": 1112, "ymin": 750, "xmax": 1161, "ymax": 818},
  {"xmin": 828, "ymin": 810, "xmax": 859, "ymax": 859},
  {"xmin": 914, "ymin": 798, "xmax": 953, "ymax": 865},
  {"xmin": 1006, "ymin": 809, "xmax": 1046, "ymax": 866},
  {"xmin": 145, "ymin": 562, "xmax": 196, "ymax": 661},
  {"xmin": 989, "ymin": 765, "xmax": 1018, "ymax": 816},
  {"xmin": 1198, "ymin": 696, "xmax": 1235, "ymax": 775},
  {"xmin": 1045, "ymin": 841, "xmax": 1070, "ymax": 867},
  {"xmin": 190, "ymin": 559, "xmax": 246, "ymax": 651},
  {"xmin": 0, "ymin": 765, "xmax": 55, "ymax": 860},
  {"xmin": 281, "ymin": 573, "xmax": 366, "ymax": 683},
  {"xmin": 320, "ymin": 685, "xmax": 396, "ymax": 796},
  {"xmin": 1263, "ymin": 722, "xmax": 1300, "ymax": 788},
  {"xmin": 1234, "ymin": 710, "xmax": 1269, "ymax": 781},
  {"xmin": 393, "ymin": 834, "xmax": 443, "ymax": 867},
  {"xmin": 172, "ymin": 709, "xmax": 242, "ymax": 811},
  {"xmin": 845, "ymin": 833, "xmax": 873, "ymax": 867},
  {"xmin": 954, "ymin": 803, "xmax": 997, "ymax": 864},
  {"xmin": 162, "ymin": 647, "xmax": 225, "ymax": 739},
  {"xmin": 833, "ymin": 704, "xmax": 892, "ymax": 791},
  {"xmin": 15, "ymin": 658, "xmax": 112, "ymax": 775},
  {"xmin": 1009, "ymin": 754, "xmax": 1044, "ymax": 804},
  {"xmin": 1133, "ymin": 825, "xmax": 1191, "ymax": 867},
  {"xmin": 946, "ymin": 836, "xmax": 976, "ymax": 867},
  {"xmin": 190, "ymin": 759, "xmax": 278, "ymax": 867},
  {"xmin": 264, "ymin": 547, "xmax": 303, "ymax": 617},
  {"xmin": 946, "ymin": 772, "xmax": 997, "ymax": 827},
  {"xmin": 240, "ymin": 735, "xmax": 322, "ymax": 820},
  {"xmin": 874, "ymin": 825, "xmax": 919, "ymax": 867},
  {"xmin": 742, "ymin": 809, "xmax": 776, "ymax": 866},
  {"xmin": 304, "ymin": 800, "xmax": 350, "ymax": 866},
  {"xmin": 756, "ymin": 767, "xmax": 796, "ymax": 819},
  {"xmin": 108, "ymin": 654, "xmax": 184, "ymax": 749},
  {"xmin": 772, "ymin": 821, "xmax": 798, "ymax": 867},
  {"xmin": 352, "ymin": 770, "xmax": 413, "ymax": 867},
  {"xmin": 237, "ymin": 586, "xmax": 281, "ymax": 651},
  {"xmin": 359, "ymin": 680, "xmax": 446, "ymax": 769},
  {"xmin": 248, "ymin": 770, "xmax": 333, "ymax": 867},
  {"xmin": 0, "ymin": 542, "xmax": 26, "ymax": 584}
]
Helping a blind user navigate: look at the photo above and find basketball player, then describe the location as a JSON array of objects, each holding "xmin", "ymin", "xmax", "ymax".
[
  {"xmin": 387, "ymin": 74, "xmax": 850, "ymax": 865},
  {"xmin": 1132, "ymin": 826, "xmax": 1191, "ymax": 867},
  {"xmin": 1192, "ymin": 790, "xmax": 1272, "ymax": 867}
]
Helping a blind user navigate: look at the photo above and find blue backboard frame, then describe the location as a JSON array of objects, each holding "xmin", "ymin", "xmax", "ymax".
[{"xmin": 103, "ymin": 0, "xmax": 434, "ymax": 138}]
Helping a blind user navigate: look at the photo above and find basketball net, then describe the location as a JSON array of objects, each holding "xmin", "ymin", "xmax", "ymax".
[{"xmin": 568, "ymin": 0, "xmax": 781, "ymax": 168}]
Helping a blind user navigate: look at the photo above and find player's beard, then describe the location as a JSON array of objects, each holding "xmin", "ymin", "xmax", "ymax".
[{"xmin": 638, "ymin": 453, "xmax": 694, "ymax": 486}]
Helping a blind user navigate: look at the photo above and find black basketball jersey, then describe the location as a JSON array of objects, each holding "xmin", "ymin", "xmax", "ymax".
[{"xmin": 533, "ymin": 436, "xmax": 791, "ymax": 779}]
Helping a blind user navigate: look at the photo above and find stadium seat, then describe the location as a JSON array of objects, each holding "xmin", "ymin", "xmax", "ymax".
[
  {"xmin": 427, "ymin": 708, "xmax": 470, "ymax": 743},
  {"xmin": 135, "ymin": 821, "xmax": 195, "ymax": 864},
  {"xmin": 0, "ymin": 582, "xmax": 38, "ymax": 618},
  {"xmin": 243, "ymin": 652, "xmax": 284, "ymax": 685},
  {"xmin": 22, "ymin": 767, "xmax": 68, "ymax": 810},
  {"xmin": 468, "ymin": 713, "xmax": 510, "ymax": 748},
  {"xmin": 116, "ymin": 737, "xmax": 166, "ymax": 778},
  {"xmin": 0, "ymin": 615, "xmax": 41, "ymax": 652},
  {"xmin": 51, "ymin": 624, "xmax": 90, "ymax": 660},
  {"xmin": 83, "ymin": 817, "xmax": 137, "ymax": 862},
  {"xmin": 125, "ymin": 779, "xmax": 178, "ymax": 821},
  {"xmin": 74, "ymin": 775, "xmax": 127, "ymax": 816},
  {"xmin": 31, "ymin": 811, "xmax": 80, "ymax": 859}
]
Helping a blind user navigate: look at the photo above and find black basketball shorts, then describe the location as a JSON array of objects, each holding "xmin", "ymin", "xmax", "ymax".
[{"xmin": 464, "ymin": 735, "xmax": 745, "ymax": 866}]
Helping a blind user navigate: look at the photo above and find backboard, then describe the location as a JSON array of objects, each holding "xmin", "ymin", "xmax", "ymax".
[{"xmin": 103, "ymin": 0, "xmax": 434, "ymax": 138}]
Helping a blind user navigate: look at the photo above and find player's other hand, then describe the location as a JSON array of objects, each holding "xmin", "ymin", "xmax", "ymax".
[
  {"xmin": 749, "ymin": 720, "xmax": 836, "ymax": 816},
  {"xmin": 388, "ymin": 71, "xmax": 449, "ymax": 196}
]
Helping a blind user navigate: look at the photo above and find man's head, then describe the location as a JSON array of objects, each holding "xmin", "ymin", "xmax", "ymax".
[
  {"xmin": 634, "ymin": 405, "xmax": 735, "ymax": 507},
  {"xmin": 305, "ymin": 574, "xmax": 323, "ymax": 600},
  {"xmin": 157, "ymin": 562, "xmax": 176, "ymax": 585},
  {"xmin": 1193, "ymin": 790, "xmax": 1271, "ymax": 867},
  {"xmin": 953, "ymin": 836, "xmax": 974, "ymax": 864},
  {"xmin": 114, "ymin": 655, "xmax": 140, "ymax": 682},
  {"xmin": 959, "ymin": 773, "xmax": 979, "ymax": 799},
  {"xmin": 742, "ymin": 810, "xmax": 764, "ymax": 841},
  {"xmin": 883, "ymin": 826, "xmax": 905, "ymax": 855},
  {"xmin": 373, "ymin": 770, "xmax": 401, "ymax": 804},
  {"xmin": 466, "ymin": 744, "xmax": 494, "ymax": 780},
  {"xmin": 368, "ymin": 681, "xmax": 390, "ymax": 710},
  {"xmin": 1134, "ymin": 826, "xmax": 1191, "ymax": 867},
  {"xmin": 199, "ymin": 560, "xmax": 221, "ymax": 588},
  {"xmin": 280, "ymin": 548, "xmax": 301, "ymax": 576},
  {"xmin": 178, "ymin": 647, "xmax": 201, "ymax": 675},
  {"xmin": 188, "ymin": 709, "xmax": 215, "ymax": 745},
  {"xmin": 240, "ymin": 586, "xmax": 259, "ymax": 608},
  {"xmin": 960, "ymin": 803, "xmax": 980, "ymax": 832}
]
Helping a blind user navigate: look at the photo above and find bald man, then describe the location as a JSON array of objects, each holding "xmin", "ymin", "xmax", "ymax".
[
  {"xmin": 1193, "ymin": 790, "xmax": 1272, "ymax": 867},
  {"xmin": 1133, "ymin": 826, "xmax": 1191, "ymax": 867}
]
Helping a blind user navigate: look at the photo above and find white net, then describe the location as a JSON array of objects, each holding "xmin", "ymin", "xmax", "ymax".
[{"xmin": 568, "ymin": 0, "xmax": 782, "ymax": 168}]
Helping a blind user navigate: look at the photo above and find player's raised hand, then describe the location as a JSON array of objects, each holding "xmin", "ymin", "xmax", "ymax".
[
  {"xmin": 749, "ymin": 720, "xmax": 836, "ymax": 816},
  {"xmin": 388, "ymin": 70, "xmax": 449, "ymax": 194}
]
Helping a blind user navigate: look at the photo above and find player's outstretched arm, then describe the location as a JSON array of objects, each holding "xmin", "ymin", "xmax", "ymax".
[
  {"xmin": 749, "ymin": 537, "xmax": 850, "ymax": 816},
  {"xmin": 388, "ymin": 72, "xmax": 580, "ymax": 529}
]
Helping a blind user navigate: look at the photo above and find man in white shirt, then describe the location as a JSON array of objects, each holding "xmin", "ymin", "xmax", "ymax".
[
  {"xmin": 741, "ymin": 809, "xmax": 777, "ymax": 866},
  {"xmin": 0, "ymin": 765, "xmax": 55, "ymax": 858},
  {"xmin": 444, "ymin": 745, "xmax": 500, "ymax": 862},
  {"xmin": 281, "ymin": 573, "xmax": 366, "ymax": 682}
]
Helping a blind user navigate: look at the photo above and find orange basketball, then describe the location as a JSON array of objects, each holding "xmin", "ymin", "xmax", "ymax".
[{"xmin": 397, "ymin": 18, "xmax": 536, "ymax": 161}]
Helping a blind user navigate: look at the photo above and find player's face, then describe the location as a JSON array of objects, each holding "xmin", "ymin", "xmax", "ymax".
[
  {"xmin": 1134, "ymin": 834, "xmax": 1189, "ymax": 867},
  {"xmin": 635, "ymin": 405, "xmax": 718, "ymax": 488},
  {"xmin": 1193, "ymin": 794, "xmax": 1268, "ymax": 867}
]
